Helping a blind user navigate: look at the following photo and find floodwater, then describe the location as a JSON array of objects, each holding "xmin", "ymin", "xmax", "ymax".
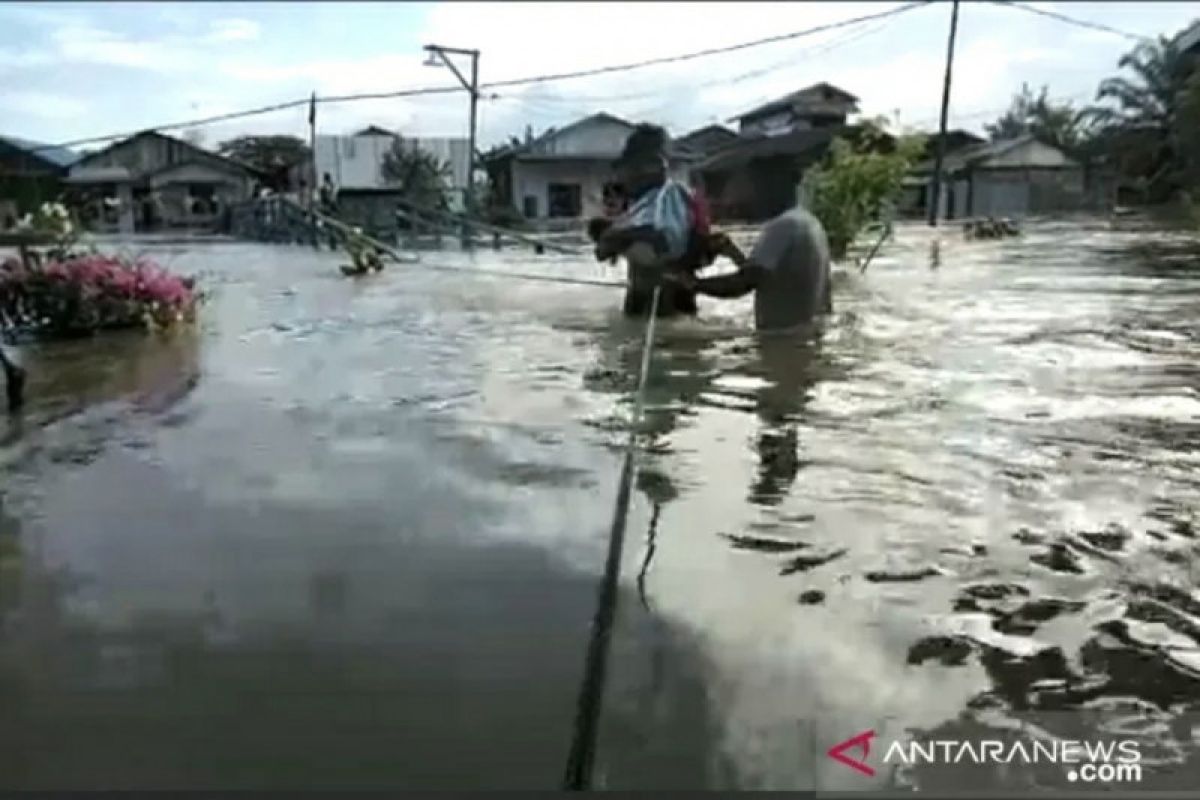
[{"xmin": 2, "ymin": 218, "xmax": 1200, "ymax": 790}]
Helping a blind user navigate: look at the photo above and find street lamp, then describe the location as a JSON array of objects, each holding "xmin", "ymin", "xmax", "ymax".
[{"xmin": 423, "ymin": 44, "xmax": 480, "ymax": 230}]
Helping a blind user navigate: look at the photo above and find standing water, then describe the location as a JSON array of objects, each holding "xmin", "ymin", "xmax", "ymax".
[{"xmin": 1, "ymin": 218, "xmax": 1199, "ymax": 790}]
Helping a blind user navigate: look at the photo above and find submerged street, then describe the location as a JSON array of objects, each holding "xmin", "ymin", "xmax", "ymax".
[{"xmin": 2, "ymin": 218, "xmax": 1200, "ymax": 789}]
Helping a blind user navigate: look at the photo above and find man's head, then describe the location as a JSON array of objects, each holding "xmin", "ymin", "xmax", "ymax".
[{"xmin": 614, "ymin": 123, "xmax": 669, "ymax": 195}]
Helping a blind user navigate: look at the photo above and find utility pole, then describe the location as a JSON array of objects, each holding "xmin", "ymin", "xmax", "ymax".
[
  {"xmin": 927, "ymin": 0, "xmax": 960, "ymax": 227},
  {"xmin": 308, "ymin": 90, "xmax": 319, "ymax": 248},
  {"xmin": 424, "ymin": 44, "xmax": 480, "ymax": 243}
]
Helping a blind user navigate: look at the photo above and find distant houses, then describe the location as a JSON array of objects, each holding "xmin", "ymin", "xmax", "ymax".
[
  {"xmin": 65, "ymin": 131, "xmax": 260, "ymax": 233},
  {"xmin": 0, "ymin": 135, "xmax": 78, "ymax": 228},
  {"xmin": 900, "ymin": 134, "xmax": 1111, "ymax": 219}
]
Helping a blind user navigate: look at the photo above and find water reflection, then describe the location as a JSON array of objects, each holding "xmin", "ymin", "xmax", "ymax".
[{"xmin": 0, "ymin": 508, "xmax": 725, "ymax": 789}]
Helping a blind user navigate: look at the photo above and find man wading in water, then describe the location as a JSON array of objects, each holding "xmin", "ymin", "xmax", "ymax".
[
  {"xmin": 667, "ymin": 204, "xmax": 833, "ymax": 333},
  {"xmin": 591, "ymin": 124, "xmax": 709, "ymax": 317}
]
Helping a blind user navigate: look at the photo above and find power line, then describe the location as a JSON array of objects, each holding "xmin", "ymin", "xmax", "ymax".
[
  {"xmin": 988, "ymin": 1, "xmax": 1150, "ymax": 43},
  {"xmin": 34, "ymin": 1, "xmax": 931, "ymax": 155},
  {"xmin": 481, "ymin": 1, "xmax": 931, "ymax": 91}
]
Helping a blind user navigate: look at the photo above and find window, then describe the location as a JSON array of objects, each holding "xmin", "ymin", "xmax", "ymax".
[
  {"xmin": 547, "ymin": 183, "xmax": 582, "ymax": 219},
  {"xmin": 523, "ymin": 195, "xmax": 538, "ymax": 218}
]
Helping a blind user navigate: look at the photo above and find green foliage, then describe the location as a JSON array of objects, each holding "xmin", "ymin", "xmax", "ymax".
[
  {"xmin": 986, "ymin": 83, "xmax": 1095, "ymax": 156},
  {"xmin": 379, "ymin": 138, "xmax": 452, "ymax": 211},
  {"xmin": 1085, "ymin": 28, "xmax": 1197, "ymax": 202},
  {"xmin": 803, "ymin": 123, "xmax": 925, "ymax": 260},
  {"xmin": 217, "ymin": 135, "xmax": 311, "ymax": 174}
]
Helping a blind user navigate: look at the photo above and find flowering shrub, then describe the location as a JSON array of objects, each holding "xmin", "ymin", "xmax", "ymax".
[{"xmin": 0, "ymin": 254, "xmax": 200, "ymax": 338}]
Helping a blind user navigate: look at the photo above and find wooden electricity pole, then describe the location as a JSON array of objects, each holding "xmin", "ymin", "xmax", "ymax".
[
  {"xmin": 424, "ymin": 44, "xmax": 481, "ymax": 244},
  {"xmin": 927, "ymin": 0, "xmax": 961, "ymax": 227}
]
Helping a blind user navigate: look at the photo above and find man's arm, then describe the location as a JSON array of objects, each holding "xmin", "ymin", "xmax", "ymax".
[{"xmin": 677, "ymin": 233, "xmax": 763, "ymax": 298}]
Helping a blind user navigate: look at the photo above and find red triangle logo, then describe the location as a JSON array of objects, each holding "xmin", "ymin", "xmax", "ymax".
[{"xmin": 827, "ymin": 729, "xmax": 877, "ymax": 777}]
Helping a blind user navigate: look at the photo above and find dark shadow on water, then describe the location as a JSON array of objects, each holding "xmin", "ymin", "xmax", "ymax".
[{"xmin": 0, "ymin": 507, "xmax": 727, "ymax": 789}]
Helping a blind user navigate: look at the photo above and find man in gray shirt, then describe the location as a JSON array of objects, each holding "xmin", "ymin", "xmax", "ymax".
[{"xmin": 672, "ymin": 206, "xmax": 832, "ymax": 331}]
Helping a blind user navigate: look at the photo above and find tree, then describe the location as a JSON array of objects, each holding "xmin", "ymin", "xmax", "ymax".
[
  {"xmin": 216, "ymin": 135, "xmax": 311, "ymax": 174},
  {"xmin": 1085, "ymin": 30, "xmax": 1195, "ymax": 201},
  {"xmin": 985, "ymin": 84, "xmax": 1093, "ymax": 156},
  {"xmin": 802, "ymin": 121, "xmax": 926, "ymax": 260},
  {"xmin": 379, "ymin": 137, "xmax": 451, "ymax": 211}
]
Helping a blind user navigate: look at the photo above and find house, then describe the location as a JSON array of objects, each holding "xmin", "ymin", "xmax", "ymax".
[
  {"xmin": 696, "ymin": 83, "xmax": 864, "ymax": 222},
  {"xmin": 313, "ymin": 127, "xmax": 470, "ymax": 211},
  {"xmin": 65, "ymin": 131, "xmax": 259, "ymax": 233},
  {"xmin": 674, "ymin": 125, "xmax": 739, "ymax": 159},
  {"xmin": 727, "ymin": 82, "xmax": 860, "ymax": 137},
  {"xmin": 0, "ymin": 135, "xmax": 78, "ymax": 227},
  {"xmin": 905, "ymin": 135, "xmax": 1102, "ymax": 219},
  {"xmin": 896, "ymin": 130, "xmax": 985, "ymax": 216},
  {"xmin": 484, "ymin": 112, "xmax": 699, "ymax": 227}
]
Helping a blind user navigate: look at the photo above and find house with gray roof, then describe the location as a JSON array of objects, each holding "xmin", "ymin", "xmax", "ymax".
[{"xmin": 901, "ymin": 134, "xmax": 1110, "ymax": 219}]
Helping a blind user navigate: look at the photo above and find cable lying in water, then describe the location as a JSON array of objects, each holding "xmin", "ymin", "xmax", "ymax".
[{"xmin": 562, "ymin": 286, "xmax": 662, "ymax": 791}]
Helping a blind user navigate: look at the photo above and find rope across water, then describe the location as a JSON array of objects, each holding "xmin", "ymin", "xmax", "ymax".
[{"xmin": 562, "ymin": 285, "xmax": 662, "ymax": 791}]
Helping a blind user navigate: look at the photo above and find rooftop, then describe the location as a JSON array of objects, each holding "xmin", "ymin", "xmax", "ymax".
[
  {"xmin": 729, "ymin": 82, "xmax": 860, "ymax": 123},
  {"xmin": 0, "ymin": 135, "xmax": 79, "ymax": 168}
]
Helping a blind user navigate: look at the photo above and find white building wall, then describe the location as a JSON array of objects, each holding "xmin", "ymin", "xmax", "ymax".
[
  {"xmin": 512, "ymin": 159, "xmax": 693, "ymax": 220},
  {"xmin": 315, "ymin": 133, "xmax": 471, "ymax": 209}
]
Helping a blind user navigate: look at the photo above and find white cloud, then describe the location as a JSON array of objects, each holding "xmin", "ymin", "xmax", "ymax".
[
  {"xmin": 208, "ymin": 18, "xmax": 260, "ymax": 43},
  {"xmin": 0, "ymin": 90, "xmax": 89, "ymax": 120}
]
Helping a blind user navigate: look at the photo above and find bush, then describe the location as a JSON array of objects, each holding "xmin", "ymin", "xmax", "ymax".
[
  {"xmin": 0, "ymin": 254, "xmax": 200, "ymax": 339},
  {"xmin": 803, "ymin": 123, "xmax": 925, "ymax": 260}
]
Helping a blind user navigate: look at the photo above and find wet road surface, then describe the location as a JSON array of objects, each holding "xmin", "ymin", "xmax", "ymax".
[{"xmin": 2, "ymin": 218, "xmax": 1199, "ymax": 790}]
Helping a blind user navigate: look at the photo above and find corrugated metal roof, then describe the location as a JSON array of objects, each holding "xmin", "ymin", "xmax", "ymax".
[
  {"xmin": 699, "ymin": 128, "xmax": 838, "ymax": 172},
  {"xmin": 0, "ymin": 134, "xmax": 79, "ymax": 168},
  {"xmin": 729, "ymin": 83, "xmax": 860, "ymax": 123}
]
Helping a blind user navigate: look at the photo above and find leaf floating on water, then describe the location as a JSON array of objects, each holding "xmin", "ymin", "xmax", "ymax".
[
  {"xmin": 722, "ymin": 533, "xmax": 811, "ymax": 554},
  {"xmin": 780, "ymin": 548, "xmax": 847, "ymax": 575}
]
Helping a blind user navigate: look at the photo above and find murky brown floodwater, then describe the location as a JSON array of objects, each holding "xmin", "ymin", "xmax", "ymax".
[{"xmin": 2, "ymin": 218, "xmax": 1200, "ymax": 790}]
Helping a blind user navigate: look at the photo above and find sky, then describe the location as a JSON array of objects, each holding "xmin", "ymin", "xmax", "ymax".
[{"xmin": 0, "ymin": 1, "xmax": 1196, "ymax": 153}]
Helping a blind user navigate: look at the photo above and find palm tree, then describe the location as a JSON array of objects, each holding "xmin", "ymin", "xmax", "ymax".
[
  {"xmin": 1086, "ymin": 31, "xmax": 1195, "ymax": 200},
  {"xmin": 985, "ymin": 83, "xmax": 1094, "ymax": 156}
]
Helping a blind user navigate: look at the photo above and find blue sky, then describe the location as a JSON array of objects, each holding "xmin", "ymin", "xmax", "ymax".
[{"xmin": 0, "ymin": 2, "xmax": 1196, "ymax": 152}]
